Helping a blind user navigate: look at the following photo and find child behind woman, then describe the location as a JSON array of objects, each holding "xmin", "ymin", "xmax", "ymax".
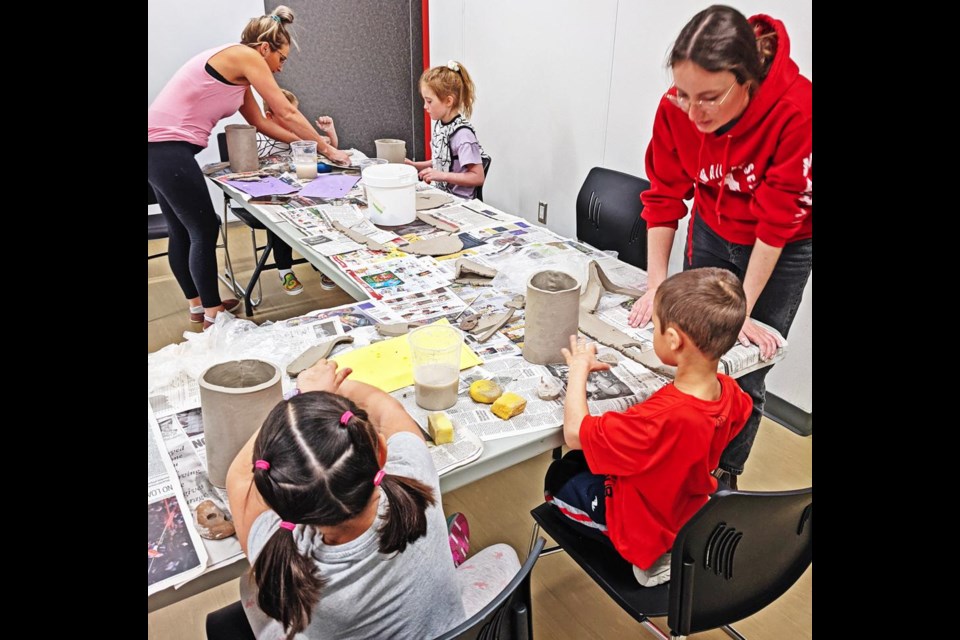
[
  {"xmin": 406, "ymin": 60, "xmax": 490, "ymax": 200},
  {"xmin": 257, "ymin": 88, "xmax": 340, "ymax": 293}
]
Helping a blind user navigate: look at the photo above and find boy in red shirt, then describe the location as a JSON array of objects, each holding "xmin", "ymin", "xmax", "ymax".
[{"xmin": 546, "ymin": 267, "xmax": 754, "ymax": 586}]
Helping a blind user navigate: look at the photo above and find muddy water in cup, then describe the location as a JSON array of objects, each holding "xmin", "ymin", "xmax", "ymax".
[{"xmin": 414, "ymin": 364, "xmax": 459, "ymax": 410}]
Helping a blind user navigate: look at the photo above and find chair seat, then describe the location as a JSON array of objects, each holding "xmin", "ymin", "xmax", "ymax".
[
  {"xmin": 147, "ymin": 214, "xmax": 168, "ymax": 241},
  {"xmin": 230, "ymin": 206, "xmax": 267, "ymax": 230},
  {"xmin": 530, "ymin": 503, "xmax": 669, "ymax": 623}
]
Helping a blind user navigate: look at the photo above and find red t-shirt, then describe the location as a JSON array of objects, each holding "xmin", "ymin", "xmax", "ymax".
[{"xmin": 579, "ymin": 374, "xmax": 752, "ymax": 569}]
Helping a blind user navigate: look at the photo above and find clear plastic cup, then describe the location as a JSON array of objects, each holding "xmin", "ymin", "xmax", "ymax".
[
  {"xmin": 291, "ymin": 140, "xmax": 318, "ymax": 179},
  {"xmin": 408, "ymin": 325, "xmax": 463, "ymax": 410}
]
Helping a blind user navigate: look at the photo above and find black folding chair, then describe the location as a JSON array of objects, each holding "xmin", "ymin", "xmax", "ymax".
[
  {"xmin": 530, "ymin": 488, "xmax": 812, "ymax": 638},
  {"xmin": 575, "ymin": 167, "xmax": 651, "ymax": 270}
]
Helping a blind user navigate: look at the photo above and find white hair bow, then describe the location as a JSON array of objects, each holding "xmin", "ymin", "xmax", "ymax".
[{"xmin": 446, "ymin": 60, "xmax": 460, "ymax": 72}]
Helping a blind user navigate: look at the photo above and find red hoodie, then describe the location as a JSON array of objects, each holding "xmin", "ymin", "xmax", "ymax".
[{"xmin": 641, "ymin": 14, "xmax": 812, "ymax": 255}]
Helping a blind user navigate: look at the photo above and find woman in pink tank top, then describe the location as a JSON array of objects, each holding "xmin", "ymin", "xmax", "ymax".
[{"xmin": 148, "ymin": 5, "xmax": 348, "ymax": 329}]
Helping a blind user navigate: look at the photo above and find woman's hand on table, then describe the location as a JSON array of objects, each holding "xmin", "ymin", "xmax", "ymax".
[
  {"xmin": 297, "ymin": 359, "xmax": 353, "ymax": 394},
  {"xmin": 325, "ymin": 147, "xmax": 350, "ymax": 166},
  {"xmin": 628, "ymin": 288, "xmax": 657, "ymax": 328},
  {"xmin": 738, "ymin": 318, "xmax": 783, "ymax": 361}
]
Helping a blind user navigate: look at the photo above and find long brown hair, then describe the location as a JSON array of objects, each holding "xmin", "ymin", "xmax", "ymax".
[
  {"xmin": 669, "ymin": 5, "xmax": 776, "ymax": 94},
  {"xmin": 250, "ymin": 391, "xmax": 435, "ymax": 639}
]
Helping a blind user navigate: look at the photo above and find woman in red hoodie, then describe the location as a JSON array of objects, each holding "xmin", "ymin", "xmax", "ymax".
[{"xmin": 627, "ymin": 5, "xmax": 811, "ymax": 488}]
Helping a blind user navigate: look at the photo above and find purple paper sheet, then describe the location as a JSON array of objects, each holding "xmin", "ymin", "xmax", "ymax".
[
  {"xmin": 224, "ymin": 177, "xmax": 301, "ymax": 197},
  {"xmin": 297, "ymin": 174, "xmax": 361, "ymax": 199}
]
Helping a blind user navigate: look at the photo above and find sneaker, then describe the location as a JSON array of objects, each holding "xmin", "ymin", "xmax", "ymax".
[
  {"xmin": 190, "ymin": 298, "xmax": 240, "ymax": 323},
  {"xmin": 632, "ymin": 551, "xmax": 672, "ymax": 587},
  {"xmin": 446, "ymin": 512, "xmax": 470, "ymax": 567},
  {"xmin": 280, "ymin": 272, "xmax": 304, "ymax": 296},
  {"xmin": 320, "ymin": 274, "xmax": 337, "ymax": 290}
]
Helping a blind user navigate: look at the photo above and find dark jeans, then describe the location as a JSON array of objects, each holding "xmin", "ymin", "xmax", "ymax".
[
  {"xmin": 270, "ymin": 231, "xmax": 293, "ymax": 270},
  {"xmin": 148, "ymin": 141, "xmax": 225, "ymax": 308},
  {"xmin": 685, "ymin": 215, "xmax": 812, "ymax": 475}
]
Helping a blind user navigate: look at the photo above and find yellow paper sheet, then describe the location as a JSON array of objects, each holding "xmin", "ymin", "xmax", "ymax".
[{"xmin": 332, "ymin": 319, "xmax": 482, "ymax": 392}]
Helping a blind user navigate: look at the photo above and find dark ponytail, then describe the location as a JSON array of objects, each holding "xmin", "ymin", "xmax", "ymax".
[
  {"xmin": 377, "ymin": 474, "xmax": 436, "ymax": 554},
  {"xmin": 252, "ymin": 528, "xmax": 325, "ymax": 640},
  {"xmin": 248, "ymin": 391, "xmax": 436, "ymax": 637}
]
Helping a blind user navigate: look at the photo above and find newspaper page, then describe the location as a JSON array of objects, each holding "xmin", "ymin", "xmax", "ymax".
[
  {"xmin": 149, "ymin": 407, "xmax": 208, "ymax": 595},
  {"xmin": 361, "ymin": 286, "xmax": 468, "ymax": 323},
  {"xmin": 342, "ymin": 256, "xmax": 456, "ymax": 300},
  {"xmin": 461, "ymin": 200, "xmax": 522, "ymax": 224},
  {"xmin": 299, "ymin": 232, "xmax": 364, "ymax": 256},
  {"xmin": 159, "ymin": 409, "xmax": 245, "ymax": 574},
  {"xmin": 385, "ymin": 391, "xmax": 485, "ymax": 476}
]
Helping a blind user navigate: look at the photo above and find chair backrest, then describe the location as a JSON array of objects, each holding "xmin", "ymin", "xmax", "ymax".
[
  {"xmin": 147, "ymin": 182, "xmax": 169, "ymax": 250},
  {"xmin": 216, "ymin": 132, "xmax": 229, "ymax": 163},
  {"xmin": 433, "ymin": 537, "xmax": 545, "ymax": 640},
  {"xmin": 668, "ymin": 488, "xmax": 813, "ymax": 636},
  {"xmin": 575, "ymin": 166, "xmax": 650, "ymax": 270},
  {"xmin": 475, "ymin": 155, "xmax": 492, "ymax": 202}
]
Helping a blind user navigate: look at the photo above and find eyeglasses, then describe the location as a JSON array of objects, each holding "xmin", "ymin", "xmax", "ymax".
[
  {"xmin": 673, "ymin": 81, "xmax": 737, "ymax": 114},
  {"xmin": 275, "ymin": 49, "xmax": 288, "ymax": 63}
]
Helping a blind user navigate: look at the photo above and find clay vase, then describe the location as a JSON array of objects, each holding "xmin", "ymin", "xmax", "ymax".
[
  {"xmin": 199, "ymin": 360, "xmax": 282, "ymax": 488},
  {"xmin": 224, "ymin": 124, "xmax": 259, "ymax": 172},
  {"xmin": 523, "ymin": 270, "xmax": 581, "ymax": 365}
]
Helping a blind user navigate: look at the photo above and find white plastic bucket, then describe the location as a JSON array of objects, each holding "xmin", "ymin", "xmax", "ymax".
[{"xmin": 362, "ymin": 164, "xmax": 418, "ymax": 226}]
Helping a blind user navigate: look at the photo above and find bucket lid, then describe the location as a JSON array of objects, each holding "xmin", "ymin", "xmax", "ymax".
[{"xmin": 362, "ymin": 163, "xmax": 418, "ymax": 188}]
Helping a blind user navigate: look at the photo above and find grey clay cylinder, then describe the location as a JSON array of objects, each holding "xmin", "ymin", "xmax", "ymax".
[
  {"xmin": 199, "ymin": 359, "xmax": 282, "ymax": 488},
  {"xmin": 225, "ymin": 124, "xmax": 259, "ymax": 173},
  {"xmin": 523, "ymin": 270, "xmax": 581, "ymax": 365}
]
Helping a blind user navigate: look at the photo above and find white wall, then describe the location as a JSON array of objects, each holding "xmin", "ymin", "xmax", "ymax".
[
  {"xmin": 148, "ymin": 0, "xmax": 265, "ymax": 217},
  {"xmin": 430, "ymin": 1, "xmax": 813, "ymax": 413}
]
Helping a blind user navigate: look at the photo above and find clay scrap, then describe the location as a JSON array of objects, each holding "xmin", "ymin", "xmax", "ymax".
[
  {"xmin": 332, "ymin": 220, "xmax": 390, "ymax": 252},
  {"xmin": 417, "ymin": 211, "xmax": 460, "ymax": 233},
  {"xmin": 375, "ymin": 322, "xmax": 424, "ymax": 337},
  {"xmin": 536, "ymin": 375, "xmax": 563, "ymax": 401},
  {"xmin": 403, "ymin": 234, "xmax": 464, "ymax": 256},
  {"xmin": 195, "ymin": 500, "xmax": 236, "ymax": 540},
  {"xmin": 286, "ymin": 335, "xmax": 355, "ymax": 377}
]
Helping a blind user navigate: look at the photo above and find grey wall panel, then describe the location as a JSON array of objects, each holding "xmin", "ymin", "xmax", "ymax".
[{"xmin": 265, "ymin": 1, "xmax": 425, "ymax": 160}]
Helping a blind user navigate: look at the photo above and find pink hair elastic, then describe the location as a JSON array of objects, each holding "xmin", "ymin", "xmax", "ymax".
[
  {"xmin": 279, "ymin": 521, "xmax": 296, "ymax": 531},
  {"xmin": 373, "ymin": 469, "xmax": 386, "ymax": 486},
  {"xmin": 340, "ymin": 410, "xmax": 354, "ymax": 426},
  {"xmin": 254, "ymin": 460, "xmax": 271, "ymax": 470}
]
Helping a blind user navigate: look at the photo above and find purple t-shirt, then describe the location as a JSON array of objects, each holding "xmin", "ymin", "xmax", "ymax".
[{"xmin": 447, "ymin": 128, "xmax": 483, "ymax": 199}]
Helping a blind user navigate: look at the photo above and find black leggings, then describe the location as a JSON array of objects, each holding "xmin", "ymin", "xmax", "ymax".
[{"xmin": 148, "ymin": 141, "xmax": 225, "ymax": 308}]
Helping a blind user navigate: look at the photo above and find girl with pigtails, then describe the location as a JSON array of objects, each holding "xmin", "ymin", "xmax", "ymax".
[{"xmin": 227, "ymin": 359, "xmax": 520, "ymax": 640}]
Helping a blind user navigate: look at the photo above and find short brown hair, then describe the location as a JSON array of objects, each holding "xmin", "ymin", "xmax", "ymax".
[
  {"xmin": 654, "ymin": 267, "xmax": 746, "ymax": 359},
  {"xmin": 263, "ymin": 88, "xmax": 297, "ymax": 115}
]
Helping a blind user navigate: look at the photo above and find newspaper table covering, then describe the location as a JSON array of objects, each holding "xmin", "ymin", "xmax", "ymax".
[{"xmin": 148, "ymin": 407, "xmax": 208, "ymax": 595}]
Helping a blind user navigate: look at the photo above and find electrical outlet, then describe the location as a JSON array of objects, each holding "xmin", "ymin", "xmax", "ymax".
[{"xmin": 537, "ymin": 201, "xmax": 548, "ymax": 224}]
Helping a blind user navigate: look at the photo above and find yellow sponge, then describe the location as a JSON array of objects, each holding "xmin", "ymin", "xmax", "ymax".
[
  {"xmin": 491, "ymin": 392, "xmax": 527, "ymax": 420},
  {"xmin": 469, "ymin": 379, "xmax": 503, "ymax": 404},
  {"xmin": 427, "ymin": 412, "xmax": 455, "ymax": 444}
]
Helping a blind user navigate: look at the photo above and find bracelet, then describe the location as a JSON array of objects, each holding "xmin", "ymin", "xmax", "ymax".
[{"xmin": 283, "ymin": 388, "xmax": 302, "ymax": 401}]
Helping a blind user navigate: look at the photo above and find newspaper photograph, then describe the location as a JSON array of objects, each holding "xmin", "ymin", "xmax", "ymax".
[
  {"xmin": 149, "ymin": 407, "xmax": 208, "ymax": 595},
  {"xmin": 304, "ymin": 300, "xmax": 383, "ymax": 332},
  {"xmin": 149, "ymin": 370, "xmax": 201, "ymax": 418},
  {"xmin": 544, "ymin": 353, "xmax": 669, "ymax": 415},
  {"xmin": 331, "ymin": 244, "xmax": 413, "ymax": 270},
  {"xmin": 466, "ymin": 331, "xmax": 522, "ymax": 359}
]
